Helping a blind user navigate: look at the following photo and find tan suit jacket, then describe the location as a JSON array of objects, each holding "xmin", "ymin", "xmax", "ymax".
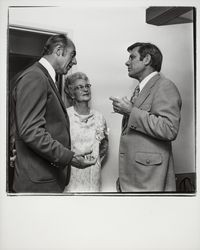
[{"xmin": 119, "ymin": 73, "xmax": 182, "ymax": 192}]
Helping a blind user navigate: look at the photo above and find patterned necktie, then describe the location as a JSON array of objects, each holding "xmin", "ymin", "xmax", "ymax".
[
  {"xmin": 121, "ymin": 85, "xmax": 140, "ymax": 133},
  {"xmin": 130, "ymin": 85, "xmax": 140, "ymax": 104}
]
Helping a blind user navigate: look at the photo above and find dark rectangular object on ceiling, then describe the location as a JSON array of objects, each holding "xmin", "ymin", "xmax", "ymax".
[{"xmin": 146, "ymin": 6, "xmax": 194, "ymax": 26}]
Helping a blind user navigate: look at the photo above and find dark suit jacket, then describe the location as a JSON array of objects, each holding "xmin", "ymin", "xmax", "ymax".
[
  {"xmin": 119, "ymin": 73, "xmax": 182, "ymax": 192},
  {"xmin": 11, "ymin": 62, "xmax": 74, "ymax": 193}
]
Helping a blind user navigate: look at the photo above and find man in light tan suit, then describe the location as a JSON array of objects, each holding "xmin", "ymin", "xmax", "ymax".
[{"xmin": 110, "ymin": 42, "xmax": 182, "ymax": 192}]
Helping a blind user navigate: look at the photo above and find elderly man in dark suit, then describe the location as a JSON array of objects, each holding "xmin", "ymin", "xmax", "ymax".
[
  {"xmin": 110, "ymin": 42, "xmax": 182, "ymax": 192},
  {"xmin": 11, "ymin": 34, "xmax": 96, "ymax": 193}
]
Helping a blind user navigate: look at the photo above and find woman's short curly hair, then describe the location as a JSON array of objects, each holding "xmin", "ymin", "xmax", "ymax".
[{"xmin": 65, "ymin": 72, "xmax": 89, "ymax": 87}]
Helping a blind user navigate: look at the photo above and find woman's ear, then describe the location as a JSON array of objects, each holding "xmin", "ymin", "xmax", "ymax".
[
  {"xmin": 64, "ymin": 85, "xmax": 75, "ymax": 105},
  {"xmin": 68, "ymin": 85, "xmax": 75, "ymax": 99}
]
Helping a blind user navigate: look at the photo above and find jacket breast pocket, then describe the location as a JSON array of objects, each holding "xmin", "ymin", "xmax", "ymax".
[{"xmin": 135, "ymin": 152, "xmax": 162, "ymax": 166}]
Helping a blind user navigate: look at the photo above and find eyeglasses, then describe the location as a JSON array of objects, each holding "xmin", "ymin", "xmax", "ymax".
[{"xmin": 74, "ymin": 84, "xmax": 91, "ymax": 91}]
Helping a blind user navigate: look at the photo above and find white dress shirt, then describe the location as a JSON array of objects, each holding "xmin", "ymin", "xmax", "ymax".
[
  {"xmin": 139, "ymin": 71, "xmax": 158, "ymax": 92},
  {"xmin": 39, "ymin": 57, "xmax": 56, "ymax": 84}
]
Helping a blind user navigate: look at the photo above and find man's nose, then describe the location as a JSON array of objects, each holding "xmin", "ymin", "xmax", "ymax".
[
  {"xmin": 73, "ymin": 57, "xmax": 77, "ymax": 65},
  {"xmin": 125, "ymin": 60, "xmax": 129, "ymax": 66}
]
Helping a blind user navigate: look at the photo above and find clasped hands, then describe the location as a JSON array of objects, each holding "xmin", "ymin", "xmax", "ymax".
[
  {"xmin": 10, "ymin": 148, "xmax": 97, "ymax": 169},
  {"xmin": 71, "ymin": 149, "xmax": 97, "ymax": 169},
  {"xmin": 109, "ymin": 96, "xmax": 132, "ymax": 115}
]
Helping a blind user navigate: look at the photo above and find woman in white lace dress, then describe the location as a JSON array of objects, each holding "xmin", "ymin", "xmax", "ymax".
[{"xmin": 64, "ymin": 72, "xmax": 109, "ymax": 192}]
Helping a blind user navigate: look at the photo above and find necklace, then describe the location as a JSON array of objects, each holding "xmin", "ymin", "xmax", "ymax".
[{"xmin": 73, "ymin": 106, "xmax": 93, "ymax": 123}]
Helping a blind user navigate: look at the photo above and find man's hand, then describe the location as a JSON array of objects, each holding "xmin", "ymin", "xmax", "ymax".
[
  {"xmin": 71, "ymin": 153, "xmax": 97, "ymax": 169},
  {"xmin": 109, "ymin": 96, "xmax": 132, "ymax": 115}
]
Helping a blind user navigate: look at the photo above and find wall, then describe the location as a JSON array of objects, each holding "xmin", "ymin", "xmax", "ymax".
[{"xmin": 9, "ymin": 4, "xmax": 195, "ymax": 192}]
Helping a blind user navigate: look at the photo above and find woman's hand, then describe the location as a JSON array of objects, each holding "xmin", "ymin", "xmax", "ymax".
[{"xmin": 71, "ymin": 152, "xmax": 97, "ymax": 169}]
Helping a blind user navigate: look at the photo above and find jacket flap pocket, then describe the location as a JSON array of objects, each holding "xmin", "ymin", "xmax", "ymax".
[{"xmin": 135, "ymin": 152, "xmax": 162, "ymax": 166}]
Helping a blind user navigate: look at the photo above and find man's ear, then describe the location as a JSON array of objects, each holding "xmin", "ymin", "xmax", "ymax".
[
  {"xmin": 54, "ymin": 45, "xmax": 63, "ymax": 56},
  {"xmin": 143, "ymin": 54, "xmax": 151, "ymax": 66}
]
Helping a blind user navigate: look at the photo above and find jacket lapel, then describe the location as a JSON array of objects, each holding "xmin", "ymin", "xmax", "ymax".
[
  {"xmin": 36, "ymin": 62, "xmax": 66, "ymax": 112},
  {"xmin": 36, "ymin": 62, "xmax": 70, "ymax": 128},
  {"xmin": 134, "ymin": 73, "xmax": 161, "ymax": 107}
]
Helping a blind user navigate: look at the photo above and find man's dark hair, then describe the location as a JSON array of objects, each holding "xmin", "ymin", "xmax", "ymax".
[
  {"xmin": 42, "ymin": 34, "xmax": 71, "ymax": 56},
  {"xmin": 127, "ymin": 42, "xmax": 163, "ymax": 72}
]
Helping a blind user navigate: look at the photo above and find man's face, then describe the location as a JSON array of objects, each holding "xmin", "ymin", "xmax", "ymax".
[
  {"xmin": 125, "ymin": 46, "xmax": 145, "ymax": 80},
  {"xmin": 56, "ymin": 43, "xmax": 77, "ymax": 75}
]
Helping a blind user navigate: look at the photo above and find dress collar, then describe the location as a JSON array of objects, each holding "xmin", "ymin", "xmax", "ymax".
[{"xmin": 72, "ymin": 106, "xmax": 94, "ymax": 123}]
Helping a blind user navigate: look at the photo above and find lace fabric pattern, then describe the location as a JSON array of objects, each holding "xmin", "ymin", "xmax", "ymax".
[{"xmin": 64, "ymin": 106, "xmax": 108, "ymax": 192}]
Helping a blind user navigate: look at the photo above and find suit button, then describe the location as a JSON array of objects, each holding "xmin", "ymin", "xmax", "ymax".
[{"xmin": 146, "ymin": 159, "xmax": 150, "ymax": 164}]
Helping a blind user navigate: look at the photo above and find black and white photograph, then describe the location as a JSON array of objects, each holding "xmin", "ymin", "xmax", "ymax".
[
  {"xmin": 0, "ymin": 0, "xmax": 199, "ymax": 249},
  {"xmin": 7, "ymin": 5, "xmax": 196, "ymax": 195}
]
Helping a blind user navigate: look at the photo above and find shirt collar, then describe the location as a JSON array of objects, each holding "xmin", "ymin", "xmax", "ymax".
[
  {"xmin": 139, "ymin": 71, "xmax": 158, "ymax": 92},
  {"xmin": 39, "ymin": 57, "xmax": 56, "ymax": 83}
]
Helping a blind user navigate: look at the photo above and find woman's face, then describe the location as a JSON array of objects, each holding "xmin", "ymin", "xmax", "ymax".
[{"xmin": 71, "ymin": 79, "xmax": 91, "ymax": 103}]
